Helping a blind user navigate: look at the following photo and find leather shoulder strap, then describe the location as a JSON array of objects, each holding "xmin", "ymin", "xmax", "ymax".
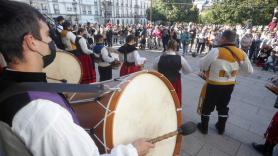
[
  {"xmin": 221, "ymin": 46, "xmax": 241, "ymax": 65},
  {"xmin": 0, "ymin": 82, "xmax": 105, "ymax": 104}
]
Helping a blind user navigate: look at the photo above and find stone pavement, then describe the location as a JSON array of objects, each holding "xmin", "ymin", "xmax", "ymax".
[{"xmin": 109, "ymin": 47, "xmax": 277, "ymax": 156}]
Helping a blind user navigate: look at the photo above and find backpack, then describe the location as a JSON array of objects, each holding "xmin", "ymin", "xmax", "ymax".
[{"xmin": 0, "ymin": 121, "xmax": 32, "ymax": 156}]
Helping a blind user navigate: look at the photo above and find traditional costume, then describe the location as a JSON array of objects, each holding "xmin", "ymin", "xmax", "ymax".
[
  {"xmin": 75, "ymin": 35, "xmax": 96, "ymax": 84},
  {"xmin": 153, "ymin": 51, "xmax": 192, "ymax": 104},
  {"xmin": 61, "ymin": 29, "xmax": 76, "ymax": 52},
  {"xmin": 0, "ymin": 69, "xmax": 138, "ymax": 156},
  {"xmin": 93, "ymin": 43, "xmax": 115, "ymax": 81},
  {"xmin": 118, "ymin": 44, "xmax": 146, "ymax": 76},
  {"xmin": 198, "ymin": 44, "xmax": 253, "ymax": 134}
]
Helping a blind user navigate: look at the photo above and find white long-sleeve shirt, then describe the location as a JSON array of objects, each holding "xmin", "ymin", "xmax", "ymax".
[
  {"xmin": 152, "ymin": 51, "xmax": 192, "ymax": 74},
  {"xmin": 77, "ymin": 35, "xmax": 93, "ymax": 55},
  {"xmin": 98, "ymin": 47, "xmax": 115, "ymax": 67},
  {"xmin": 199, "ymin": 47, "xmax": 253, "ymax": 84},
  {"xmin": 0, "ymin": 53, "xmax": 6, "ymax": 67},
  {"xmin": 62, "ymin": 31, "xmax": 76, "ymax": 51},
  {"xmin": 12, "ymin": 99, "xmax": 138, "ymax": 156},
  {"xmin": 119, "ymin": 50, "xmax": 146, "ymax": 66}
]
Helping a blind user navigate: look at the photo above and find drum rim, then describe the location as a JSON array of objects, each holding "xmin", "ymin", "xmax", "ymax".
[
  {"xmin": 103, "ymin": 70, "xmax": 182, "ymax": 155},
  {"xmin": 45, "ymin": 50, "xmax": 84, "ymax": 84}
]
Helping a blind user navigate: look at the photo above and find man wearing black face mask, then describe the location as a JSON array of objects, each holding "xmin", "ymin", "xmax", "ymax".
[{"xmin": 0, "ymin": 1, "xmax": 154, "ymax": 156}]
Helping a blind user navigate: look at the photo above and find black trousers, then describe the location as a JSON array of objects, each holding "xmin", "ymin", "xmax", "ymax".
[
  {"xmin": 201, "ymin": 84, "xmax": 235, "ymax": 116},
  {"xmin": 197, "ymin": 42, "xmax": 205, "ymax": 54},
  {"xmin": 98, "ymin": 66, "xmax": 112, "ymax": 82}
]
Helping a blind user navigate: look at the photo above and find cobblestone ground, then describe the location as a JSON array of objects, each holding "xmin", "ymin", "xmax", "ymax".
[{"xmin": 105, "ymin": 46, "xmax": 277, "ymax": 156}]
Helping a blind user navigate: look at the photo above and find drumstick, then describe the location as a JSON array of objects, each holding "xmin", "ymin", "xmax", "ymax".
[
  {"xmin": 47, "ymin": 76, "xmax": 67, "ymax": 83},
  {"xmin": 148, "ymin": 122, "xmax": 196, "ymax": 144}
]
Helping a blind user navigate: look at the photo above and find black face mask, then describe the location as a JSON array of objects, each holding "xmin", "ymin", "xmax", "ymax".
[{"xmin": 36, "ymin": 40, "xmax": 57, "ymax": 68}]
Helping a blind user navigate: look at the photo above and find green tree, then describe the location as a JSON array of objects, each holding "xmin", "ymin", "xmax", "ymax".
[
  {"xmin": 146, "ymin": 0, "xmax": 199, "ymax": 23},
  {"xmin": 201, "ymin": 0, "xmax": 278, "ymax": 25}
]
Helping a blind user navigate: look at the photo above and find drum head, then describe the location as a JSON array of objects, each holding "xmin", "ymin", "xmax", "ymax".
[
  {"xmin": 43, "ymin": 51, "xmax": 82, "ymax": 83},
  {"xmin": 105, "ymin": 71, "xmax": 181, "ymax": 156}
]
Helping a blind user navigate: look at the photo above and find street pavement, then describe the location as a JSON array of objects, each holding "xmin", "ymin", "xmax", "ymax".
[{"xmin": 108, "ymin": 46, "xmax": 277, "ymax": 156}]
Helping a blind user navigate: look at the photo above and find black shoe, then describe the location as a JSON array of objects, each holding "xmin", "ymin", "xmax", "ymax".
[
  {"xmin": 197, "ymin": 123, "xmax": 208, "ymax": 134},
  {"xmin": 252, "ymin": 142, "xmax": 265, "ymax": 155},
  {"xmin": 215, "ymin": 123, "xmax": 224, "ymax": 135}
]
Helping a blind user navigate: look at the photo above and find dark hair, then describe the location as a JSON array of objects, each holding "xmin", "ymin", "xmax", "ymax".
[
  {"xmin": 56, "ymin": 16, "xmax": 64, "ymax": 23},
  {"xmin": 167, "ymin": 40, "xmax": 177, "ymax": 51},
  {"xmin": 221, "ymin": 30, "xmax": 236, "ymax": 43},
  {"xmin": 95, "ymin": 34, "xmax": 103, "ymax": 43},
  {"xmin": 0, "ymin": 0, "xmax": 46, "ymax": 63},
  {"xmin": 126, "ymin": 35, "xmax": 135, "ymax": 43},
  {"xmin": 77, "ymin": 28, "xmax": 85, "ymax": 35},
  {"xmin": 63, "ymin": 21, "xmax": 72, "ymax": 30}
]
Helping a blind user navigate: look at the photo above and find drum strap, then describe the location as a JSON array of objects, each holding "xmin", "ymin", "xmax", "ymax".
[{"xmin": 0, "ymin": 82, "xmax": 106, "ymax": 104}]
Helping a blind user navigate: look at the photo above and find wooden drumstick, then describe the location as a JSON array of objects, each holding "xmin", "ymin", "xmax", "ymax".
[
  {"xmin": 46, "ymin": 76, "xmax": 67, "ymax": 83},
  {"xmin": 148, "ymin": 122, "xmax": 196, "ymax": 144}
]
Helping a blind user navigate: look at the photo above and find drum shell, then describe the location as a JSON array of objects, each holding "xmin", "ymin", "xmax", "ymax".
[{"xmin": 70, "ymin": 71, "xmax": 182, "ymax": 155}]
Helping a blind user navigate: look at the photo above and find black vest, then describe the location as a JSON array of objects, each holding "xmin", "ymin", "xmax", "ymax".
[
  {"xmin": 74, "ymin": 37, "xmax": 83, "ymax": 56},
  {"xmin": 158, "ymin": 54, "xmax": 181, "ymax": 83}
]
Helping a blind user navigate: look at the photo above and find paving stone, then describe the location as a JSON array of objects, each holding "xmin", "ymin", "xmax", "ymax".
[
  {"xmin": 182, "ymin": 135, "xmax": 205, "ymax": 156},
  {"xmin": 196, "ymin": 144, "xmax": 231, "ymax": 156},
  {"xmin": 236, "ymin": 143, "xmax": 262, "ymax": 156}
]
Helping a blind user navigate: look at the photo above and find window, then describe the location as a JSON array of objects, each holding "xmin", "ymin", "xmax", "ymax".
[
  {"xmin": 53, "ymin": 4, "xmax": 59, "ymax": 14},
  {"xmin": 88, "ymin": 6, "xmax": 92, "ymax": 14},
  {"xmin": 41, "ymin": 3, "xmax": 47, "ymax": 10},
  {"xmin": 82, "ymin": 6, "xmax": 86, "ymax": 14},
  {"xmin": 53, "ymin": 4, "xmax": 59, "ymax": 10},
  {"xmin": 67, "ymin": 6, "xmax": 72, "ymax": 11}
]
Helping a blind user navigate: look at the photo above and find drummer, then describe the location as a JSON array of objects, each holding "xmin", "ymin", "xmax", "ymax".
[
  {"xmin": 75, "ymin": 28, "xmax": 96, "ymax": 83},
  {"xmin": 93, "ymin": 34, "xmax": 117, "ymax": 81},
  {"xmin": 0, "ymin": 1, "xmax": 154, "ymax": 156},
  {"xmin": 153, "ymin": 39, "xmax": 192, "ymax": 104},
  {"xmin": 118, "ymin": 35, "xmax": 147, "ymax": 76}
]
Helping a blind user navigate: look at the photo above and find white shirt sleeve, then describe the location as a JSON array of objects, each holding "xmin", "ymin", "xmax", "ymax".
[
  {"xmin": 0, "ymin": 53, "xmax": 7, "ymax": 67},
  {"xmin": 240, "ymin": 52, "xmax": 254, "ymax": 75},
  {"xmin": 152, "ymin": 56, "xmax": 160, "ymax": 70},
  {"xmin": 199, "ymin": 48, "xmax": 219, "ymax": 71},
  {"xmin": 133, "ymin": 50, "xmax": 146, "ymax": 65},
  {"xmin": 79, "ymin": 37, "xmax": 93, "ymax": 54},
  {"xmin": 101, "ymin": 47, "xmax": 115, "ymax": 63},
  {"xmin": 57, "ymin": 25, "xmax": 63, "ymax": 33},
  {"xmin": 12, "ymin": 99, "xmax": 138, "ymax": 156},
  {"xmin": 181, "ymin": 56, "xmax": 192, "ymax": 74},
  {"xmin": 67, "ymin": 31, "xmax": 76, "ymax": 44}
]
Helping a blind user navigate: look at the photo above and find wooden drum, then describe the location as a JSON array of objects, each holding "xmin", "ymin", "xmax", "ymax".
[
  {"xmin": 70, "ymin": 71, "xmax": 182, "ymax": 156},
  {"xmin": 43, "ymin": 51, "xmax": 82, "ymax": 84}
]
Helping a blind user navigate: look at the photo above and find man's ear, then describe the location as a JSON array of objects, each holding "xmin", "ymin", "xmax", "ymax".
[{"xmin": 23, "ymin": 34, "xmax": 37, "ymax": 52}]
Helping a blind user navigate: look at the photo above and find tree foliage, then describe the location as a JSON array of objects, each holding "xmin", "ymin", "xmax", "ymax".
[
  {"xmin": 146, "ymin": 0, "xmax": 199, "ymax": 23},
  {"xmin": 200, "ymin": 0, "xmax": 278, "ymax": 25}
]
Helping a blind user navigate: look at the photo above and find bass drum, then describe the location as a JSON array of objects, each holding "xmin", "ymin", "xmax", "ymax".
[
  {"xmin": 70, "ymin": 71, "xmax": 182, "ymax": 156},
  {"xmin": 43, "ymin": 51, "xmax": 82, "ymax": 84}
]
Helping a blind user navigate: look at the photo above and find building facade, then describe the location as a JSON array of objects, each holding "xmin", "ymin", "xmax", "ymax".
[{"xmin": 14, "ymin": 0, "xmax": 150, "ymax": 25}]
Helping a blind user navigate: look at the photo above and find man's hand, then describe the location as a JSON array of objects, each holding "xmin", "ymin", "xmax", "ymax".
[{"xmin": 132, "ymin": 138, "xmax": 155, "ymax": 156}]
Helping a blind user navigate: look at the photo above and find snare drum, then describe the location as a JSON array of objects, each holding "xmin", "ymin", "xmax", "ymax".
[
  {"xmin": 43, "ymin": 51, "xmax": 82, "ymax": 84},
  {"xmin": 70, "ymin": 71, "xmax": 182, "ymax": 156}
]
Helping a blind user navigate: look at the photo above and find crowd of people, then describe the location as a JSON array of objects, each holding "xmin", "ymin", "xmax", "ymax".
[{"xmin": 45, "ymin": 15, "xmax": 278, "ymax": 74}]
